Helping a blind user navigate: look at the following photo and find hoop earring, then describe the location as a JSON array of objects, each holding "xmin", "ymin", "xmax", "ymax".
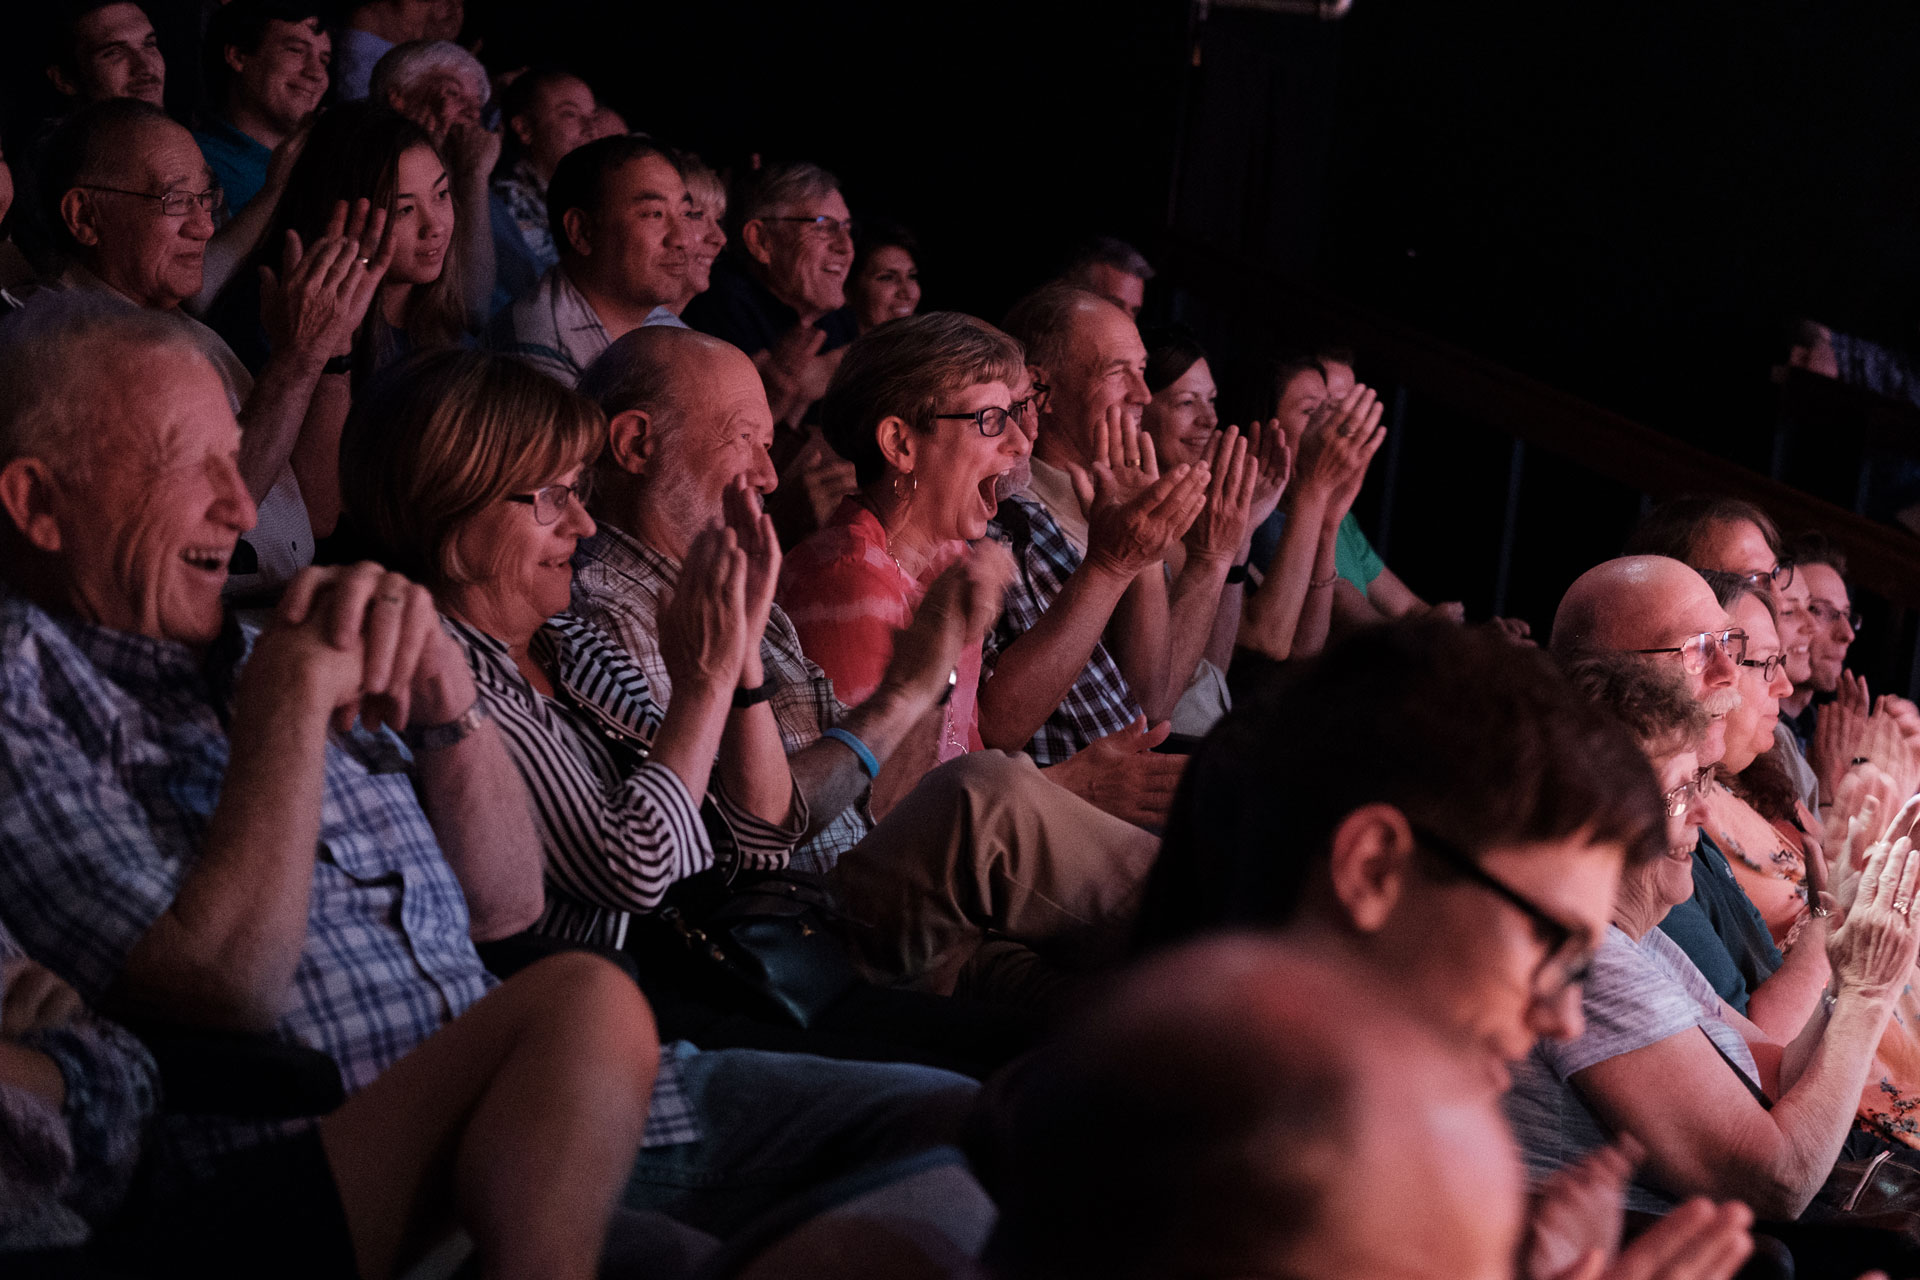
[{"xmin": 893, "ymin": 470, "xmax": 916, "ymax": 500}]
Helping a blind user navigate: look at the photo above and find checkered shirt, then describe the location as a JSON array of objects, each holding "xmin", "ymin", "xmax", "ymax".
[
  {"xmin": 572, "ymin": 526, "xmax": 873, "ymax": 871},
  {"xmin": 984, "ymin": 492, "xmax": 1143, "ymax": 765},
  {"xmin": 0, "ymin": 592, "xmax": 699, "ymax": 1158}
]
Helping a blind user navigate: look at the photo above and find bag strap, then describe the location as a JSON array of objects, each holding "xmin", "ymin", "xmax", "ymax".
[{"xmin": 1702, "ymin": 1025, "xmax": 1773, "ymax": 1111}]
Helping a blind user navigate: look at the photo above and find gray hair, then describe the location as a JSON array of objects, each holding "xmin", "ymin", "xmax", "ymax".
[
  {"xmin": 369, "ymin": 39, "xmax": 490, "ymax": 108},
  {"xmin": 0, "ymin": 295, "xmax": 207, "ymax": 487},
  {"xmin": 735, "ymin": 160, "xmax": 839, "ymax": 231},
  {"xmin": 1062, "ymin": 235, "xmax": 1156, "ymax": 284},
  {"xmin": 1003, "ymin": 282, "xmax": 1110, "ymax": 379}
]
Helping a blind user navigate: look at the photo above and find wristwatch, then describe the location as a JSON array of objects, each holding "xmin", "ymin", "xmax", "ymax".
[
  {"xmin": 405, "ymin": 698, "xmax": 491, "ymax": 752},
  {"xmin": 733, "ymin": 679, "xmax": 775, "ymax": 709},
  {"xmin": 321, "ymin": 353, "xmax": 353, "ymax": 376}
]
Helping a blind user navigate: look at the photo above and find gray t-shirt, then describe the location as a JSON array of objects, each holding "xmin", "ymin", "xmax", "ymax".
[{"xmin": 1505, "ymin": 924, "xmax": 1761, "ymax": 1215}]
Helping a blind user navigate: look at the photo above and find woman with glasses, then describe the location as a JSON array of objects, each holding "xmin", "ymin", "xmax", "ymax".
[
  {"xmin": 337, "ymin": 348, "xmax": 804, "ymax": 953},
  {"xmin": 778, "ymin": 312, "xmax": 1029, "ymax": 811},
  {"xmin": 1509, "ymin": 653, "xmax": 1920, "ymax": 1241}
]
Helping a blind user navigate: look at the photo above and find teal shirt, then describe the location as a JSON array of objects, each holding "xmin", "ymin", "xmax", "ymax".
[{"xmin": 1249, "ymin": 510, "xmax": 1385, "ymax": 594}]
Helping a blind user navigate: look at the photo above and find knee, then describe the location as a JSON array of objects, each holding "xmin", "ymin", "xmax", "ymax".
[
  {"xmin": 523, "ymin": 952, "xmax": 659, "ymax": 1062},
  {"xmin": 920, "ymin": 750, "xmax": 1034, "ymax": 809}
]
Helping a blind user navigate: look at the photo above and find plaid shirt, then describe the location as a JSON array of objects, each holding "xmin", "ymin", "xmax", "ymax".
[
  {"xmin": 0, "ymin": 593, "xmax": 698, "ymax": 1157},
  {"xmin": 572, "ymin": 526, "xmax": 872, "ymax": 872},
  {"xmin": 985, "ymin": 492, "xmax": 1143, "ymax": 764}
]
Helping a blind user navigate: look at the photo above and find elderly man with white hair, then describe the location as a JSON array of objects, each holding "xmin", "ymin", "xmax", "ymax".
[{"xmin": 371, "ymin": 39, "xmax": 538, "ymax": 318}]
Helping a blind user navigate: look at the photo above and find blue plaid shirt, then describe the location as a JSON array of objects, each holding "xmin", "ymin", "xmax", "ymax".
[
  {"xmin": 0, "ymin": 592, "xmax": 697, "ymax": 1163},
  {"xmin": 985, "ymin": 492, "xmax": 1143, "ymax": 765}
]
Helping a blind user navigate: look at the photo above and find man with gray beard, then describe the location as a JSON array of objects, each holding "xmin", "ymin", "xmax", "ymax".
[{"xmin": 1551, "ymin": 557, "xmax": 1833, "ymax": 1043}]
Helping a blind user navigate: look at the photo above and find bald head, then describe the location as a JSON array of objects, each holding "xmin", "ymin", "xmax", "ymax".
[
  {"xmin": 579, "ymin": 325, "xmax": 776, "ymax": 560},
  {"xmin": 981, "ymin": 936, "xmax": 1522, "ymax": 1280},
  {"xmin": 1551, "ymin": 556, "xmax": 1728, "ymax": 657}
]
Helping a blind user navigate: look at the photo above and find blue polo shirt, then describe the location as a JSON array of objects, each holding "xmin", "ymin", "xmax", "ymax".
[{"xmin": 193, "ymin": 116, "xmax": 272, "ymax": 216}]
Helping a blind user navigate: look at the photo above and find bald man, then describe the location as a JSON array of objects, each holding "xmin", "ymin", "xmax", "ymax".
[{"xmin": 1552, "ymin": 556, "xmax": 1830, "ymax": 1040}]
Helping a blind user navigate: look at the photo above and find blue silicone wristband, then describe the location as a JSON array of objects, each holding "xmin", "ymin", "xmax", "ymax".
[{"xmin": 821, "ymin": 726, "xmax": 880, "ymax": 779}]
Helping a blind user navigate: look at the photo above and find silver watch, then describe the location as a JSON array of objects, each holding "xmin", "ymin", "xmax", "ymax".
[{"xmin": 405, "ymin": 699, "xmax": 491, "ymax": 752}]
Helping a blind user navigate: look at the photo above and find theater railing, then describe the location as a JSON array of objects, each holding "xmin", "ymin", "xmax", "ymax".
[{"xmin": 1157, "ymin": 237, "xmax": 1920, "ymax": 696}]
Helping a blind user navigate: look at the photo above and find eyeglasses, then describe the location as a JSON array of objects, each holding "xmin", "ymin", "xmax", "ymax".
[
  {"xmin": 1807, "ymin": 600, "xmax": 1863, "ymax": 634},
  {"xmin": 1662, "ymin": 764, "xmax": 1716, "ymax": 819},
  {"xmin": 1735, "ymin": 562, "xmax": 1795, "ymax": 592},
  {"xmin": 78, "ymin": 183, "xmax": 225, "ymax": 217},
  {"xmin": 505, "ymin": 476, "xmax": 592, "ymax": 525},
  {"xmin": 1413, "ymin": 825, "xmax": 1594, "ymax": 1002},
  {"xmin": 1010, "ymin": 382, "xmax": 1050, "ymax": 427},
  {"xmin": 761, "ymin": 214, "xmax": 854, "ymax": 239},
  {"xmin": 932, "ymin": 405, "xmax": 1016, "ymax": 438},
  {"xmin": 1629, "ymin": 628, "xmax": 1747, "ymax": 674},
  {"xmin": 1739, "ymin": 653, "xmax": 1787, "ymax": 682}
]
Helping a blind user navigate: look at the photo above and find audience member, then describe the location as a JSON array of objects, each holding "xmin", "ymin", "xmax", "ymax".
[
  {"xmin": 673, "ymin": 152, "xmax": 729, "ymax": 314},
  {"xmin": 43, "ymin": 1, "xmax": 165, "ymax": 109},
  {"xmin": 1628, "ymin": 496, "xmax": 1821, "ymax": 809},
  {"xmin": 42, "ymin": 97, "xmax": 388, "ymax": 589},
  {"xmin": 978, "ymin": 936, "xmax": 1553, "ymax": 1280},
  {"xmin": 848, "ymin": 219, "xmax": 922, "ymax": 333},
  {"xmin": 0, "ymin": 139, "xmax": 32, "ymax": 298},
  {"xmin": 685, "ymin": 160, "xmax": 860, "ymax": 542},
  {"xmin": 987, "ymin": 283, "xmax": 1206, "ymax": 764},
  {"xmin": 0, "ymin": 297, "xmax": 974, "ymax": 1248},
  {"xmin": 194, "ymin": 0, "xmax": 329, "ymax": 216},
  {"xmin": 1512, "ymin": 652, "xmax": 1920, "ymax": 1259},
  {"xmin": 573, "ymin": 325, "xmax": 1164, "ymax": 1003},
  {"xmin": 423, "ymin": 0, "xmax": 465, "ymax": 43},
  {"xmin": 370, "ymin": 39, "xmax": 516, "ymax": 318},
  {"xmin": 589, "ymin": 102, "xmax": 632, "ymax": 140},
  {"xmin": 1057, "ymin": 234, "xmax": 1152, "ymax": 319},
  {"xmin": 332, "ymin": 0, "xmax": 436, "ymax": 102},
  {"xmin": 1550, "ymin": 556, "xmax": 1837, "ymax": 1044},
  {"xmin": 492, "ymin": 67, "xmax": 598, "ymax": 273},
  {"xmin": 489, "ymin": 135, "xmax": 692, "ymax": 386},
  {"xmin": 1136, "ymin": 323, "xmax": 1291, "ymax": 734}
]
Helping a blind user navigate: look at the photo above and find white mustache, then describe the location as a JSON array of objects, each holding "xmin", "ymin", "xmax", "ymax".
[{"xmin": 1702, "ymin": 688, "xmax": 1745, "ymax": 718}]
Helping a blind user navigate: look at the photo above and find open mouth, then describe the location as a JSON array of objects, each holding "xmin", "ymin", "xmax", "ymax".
[
  {"xmin": 180, "ymin": 545, "xmax": 230, "ymax": 574},
  {"xmin": 978, "ymin": 471, "xmax": 1010, "ymax": 516}
]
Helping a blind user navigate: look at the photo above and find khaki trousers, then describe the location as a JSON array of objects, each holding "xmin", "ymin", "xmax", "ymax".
[{"xmin": 826, "ymin": 751, "xmax": 1162, "ymax": 994}]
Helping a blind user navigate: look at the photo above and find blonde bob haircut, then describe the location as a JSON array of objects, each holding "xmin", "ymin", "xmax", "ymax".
[{"xmin": 339, "ymin": 348, "xmax": 605, "ymax": 590}]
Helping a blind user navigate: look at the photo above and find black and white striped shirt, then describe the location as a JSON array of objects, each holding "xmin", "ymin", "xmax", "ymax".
[{"xmin": 447, "ymin": 614, "xmax": 806, "ymax": 949}]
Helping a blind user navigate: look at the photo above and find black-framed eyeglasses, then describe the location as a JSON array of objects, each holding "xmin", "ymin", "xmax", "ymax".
[
  {"xmin": 505, "ymin": 476, "xmax": 593, "ymax": 525},
  {"xmin": 1413, "ymin": 825, "xmax": 1594, "ymax": 1001},
  {"xmin": 1629, "ymin": 628, "xmax": 1747, "ymax": 674},
  {"xmin": 1736, "ymin": 562, "xmax": 1795, "ymax": 592},
  {"xmin": 761, "ymin": 214, "xmax": 854, "ymax": 238},
  {"xmin": 1662, "ymin": 764, "xmax": 1715, "ymax": 819},
  {"xmin": 932, "ymin": 405, "xmax": 1015, "ymax": 438},
  {"xmin": 78, "ymin": 183, "xmax": 225, "ymax": 217},
  {"xmin": 1807, "ymin": 600, "xmax": 1863, "ymax": 634},
  {"xmin": 1739, "ymin": 653, "xmax": 1788, "ymax": 682},
  {"xmin": 1010, "ymin": 382, "xmax": 1050, "ymax": 427}
]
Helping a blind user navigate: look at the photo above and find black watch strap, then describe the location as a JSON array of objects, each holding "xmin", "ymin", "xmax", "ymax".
[
  {"xmin": 732, "ymin": 679, "xmax": 775, "ymax": 709},
  {"xmin": 321, "ymin": 353, "xmax": 353, "ymax": 376},
  {"xmin": 1225, "ymin": 561, "xmax": 1252, "ymax": 585}
]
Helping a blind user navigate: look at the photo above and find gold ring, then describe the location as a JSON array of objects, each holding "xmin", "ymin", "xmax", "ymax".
[
  {"xmin": 357, "ymin": 256, "xmax": 372, "ymax": 266},
  {"xmin": 1896, "ymin": 899, "xmax": 1913, "ymax": 916}
]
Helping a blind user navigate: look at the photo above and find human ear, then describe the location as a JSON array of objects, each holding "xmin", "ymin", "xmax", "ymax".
[
  {"xmin": 59, "ymin": 189, "xmax": 100, "ymax": 247},
  {"xmin": 508, "ymin": 113, "xmax": 536, "ymax": 149},
  {"xmin": 0, "ymin": 458, "xmax": 67, "ymax": 553},
  {"xmin": 561, "ymin": 207, "xmax": 591, "ymax": 257},
  {"xmin": 1325, "ymin": 803, "xmax": 1419, "ymax": 934},
  {"xmin": 740, "ymin": 219, "xmax": 776, "ymax": 269},
  {"xmin": 46, "ymin": 64, "xmax": 81, "ymax": 99},
  {"xmin": 606, "ymin": 409, "xmax": 654, "ymax": 476},
  {"xmin": 875, "ymin": 415, "xmax": 916, "ymax": 476},
  {"xmin": 223, "ymin": 44, "xmax": 247, "ymax": 76}
]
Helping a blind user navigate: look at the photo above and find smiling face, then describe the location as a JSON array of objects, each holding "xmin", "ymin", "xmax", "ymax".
[
  {"xmin": 387, "ymin": 144, "xmax": 453, "ymax": 285},
  {"xmin": 1276, "ymin": 365, "xmax": 1329, "ymax": 450},
  {"xmin": 895, "ymin": 379, "xmax": 1032, "ymax": 544},
  {"xmin": 1042, "ymin": 300, "xmax": 1150, "ymax": 466},
  {"xmin": 451, "ymin": 457, "xmax": 596, "ymax": 639},
  {"xmin": 1143, "ymin": 357, "xmax": 1219, "ymax": 471},
  {"xmin": 1720, "ymin": 594, "xmax": 1792, "ymax": 775},
  {"xmin": 576, "ymin": 152, "xmax": 693, "ymax": 312},
  {"xmin": 391, "ymin": 68, "xmax": 483, "ymax": 147},
  {"xmin": 1774, "ymin": 567, "xmax": 1815, "ymax": 687},
  {"xmin": 632, "ymin": 343, "xmax": 778, "ymax": 560},
  {"xmin": 228, "ymin": 17, "xmax": 330, "ymax": 135},
  {"xmin": 1801, "ymin": 562, "xmax": 1854, "ymax": 692},
  {"xmin": 60, "ymin": 3, "xmax": 165, "ymax": 106},
  {"xmin": 1651, "ymin": 747, "xmax": 1708, "ymax": 903},
  {"xmin": 751, "ymin": 187, "xmax": 853, "ymax": 318},
  {"xmin": 850, "ymin": 244, "xmax": 922, "ymax": 331},
  {"xmin": 70, "ymin": 118, "xmax": 216, "ymax": 310},
  {"xmin": 45, "ymin": 348, "xmax": 256, "ymax": 647}
]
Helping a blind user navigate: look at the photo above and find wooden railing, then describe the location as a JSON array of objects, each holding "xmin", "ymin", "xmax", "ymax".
[{"xmin": 1156, "ymin": 237, "xmax": 1920, "ymax": 691}]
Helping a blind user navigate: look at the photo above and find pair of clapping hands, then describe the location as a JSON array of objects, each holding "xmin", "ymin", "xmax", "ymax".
[{"xmin": 259, "ymin": 199, "xmax": 398, "ymax": 365}]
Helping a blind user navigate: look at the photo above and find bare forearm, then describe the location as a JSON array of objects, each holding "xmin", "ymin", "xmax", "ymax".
[
  {"xmin": 1292, "ymin": 526, "xmax": 1340, "ymax": 660},
  {"xmin": 1205, "ymin": 582, "xmax": 1243, "ymax": 670},
  {"xmin": 113, "ymin": 694, "xmax": 330, "ymax": 1031},
  {"xmin": 237, "ymin": 343, "xmax": 326, "ymax": 502},
  {"xmin": 1109, "ymin": 568, "xmax": 1174, "ymax": 722},
  {"xmin": 1165, "ymin": 553, "xmax": 1233, "ymax": 716},
  {"xmin": 978, "ymin": 562, "xmax": 1131, "ymax": 750},
  {"xmin": 645, "ymin": 679, "xmax": 729, "ymax": 807},
  {"xmin": 788, "ymin": 683, "xmax": 924, "ymax": 838},
  {"xmin": 1238, "ymin": 494, "xmax": 1328, "ymax": 660},
  {"xmin": 868, "ymin": 705, "xmax": 943, "ymax": 820},
  {"xmin": 1745, "ymin": 934, "xmax": 1832, "ymax": 1043},
  {"xmin": 718, "ymin": 705, "xmax": 798, "ymax": 828},
  {"xmin": 415, "ymin": 723, "xmax": 546, "ymax": 942},
  {"xmin": 292, "ymin": 371, "xmax": 351, "ymax": 537}
]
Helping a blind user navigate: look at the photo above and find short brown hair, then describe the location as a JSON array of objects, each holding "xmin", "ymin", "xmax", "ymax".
[
  {"xmin": 1625, "ymin": 496, "xmax": 1782, "ymax": 564},
  {"xmin": 818, "ymin": 311, "xmax": 1024, "ymax": 486},
  {"xmin": 1002, "ymin": 282, "xmax": 1107, "ymax": 381},
  {"xmin": 338, "ymin": 349, "xmax": 605, "ymax": 589},
  {"xmin": 1562, "ymin": 652, "xmax": 1708, "ymax": 762}
]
